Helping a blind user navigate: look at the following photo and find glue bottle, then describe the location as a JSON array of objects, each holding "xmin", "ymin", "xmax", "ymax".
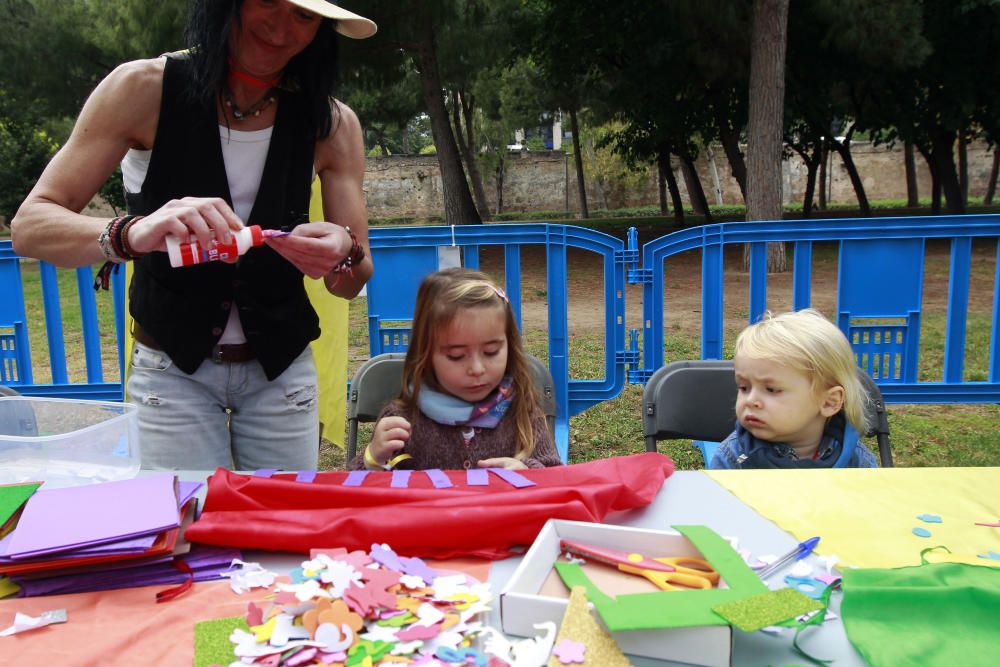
[{"xmin": 165, "ymin": 225, "xmax": 279, "ymax": 267}]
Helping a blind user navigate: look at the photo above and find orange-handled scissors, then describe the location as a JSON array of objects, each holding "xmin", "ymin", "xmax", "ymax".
[
  {"xmin": 620, "ymin": 556, "xmax": 720, "ymax": 590},
  {"xmin": 560, "ymin": 539, "xmax": 720, "ymax": 590}
]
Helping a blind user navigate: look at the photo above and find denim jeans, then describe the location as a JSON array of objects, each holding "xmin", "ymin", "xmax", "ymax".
[{"xmin": 127, "ymin": 342, "xmax": 320, "ymax": 471}]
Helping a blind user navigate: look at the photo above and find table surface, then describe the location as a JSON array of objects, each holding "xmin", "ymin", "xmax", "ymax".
[{"xmin": 179, "ymin": 469, "xmax": 865, "ymax": 667}]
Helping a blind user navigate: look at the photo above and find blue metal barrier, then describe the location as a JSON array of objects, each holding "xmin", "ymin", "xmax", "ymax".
[
  {"xmin": 6, "ymin": 214, "xmax": 999, "ymax": 456},
  {"xmin": 0, "ymin": 240, "xmax": 126, "ymax": 401},
  {"xmin": 630, "ymin": 214, "xmax": 1000, "ymax": 403}
]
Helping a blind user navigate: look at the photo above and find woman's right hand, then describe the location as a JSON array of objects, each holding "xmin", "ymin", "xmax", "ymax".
[
  {"xmin": 126, "ymin": 197, "xmax": 245, "ymax": 256},
  {"xmin": 367, "ymin": 415, "xmax": 411, "ymax": 467}
]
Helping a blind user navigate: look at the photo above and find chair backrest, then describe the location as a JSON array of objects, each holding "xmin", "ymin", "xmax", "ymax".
[
  {"xmin": 345, "ymin": 353, "xmax": 558, "ymax": 462},
  {"xmin": 642, "ymin": 359, "xmax": 893, "ymax": 467}
]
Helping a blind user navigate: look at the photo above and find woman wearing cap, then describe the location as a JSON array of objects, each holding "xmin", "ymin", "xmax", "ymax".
[{"xmin": 11, "ymin": 0, "xmax": 377, "ymax": 471}]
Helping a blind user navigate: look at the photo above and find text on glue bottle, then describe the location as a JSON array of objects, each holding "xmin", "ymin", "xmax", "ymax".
[{"xmin": 165, "ymin": 225, "xmax": 279, "ymax": 267}]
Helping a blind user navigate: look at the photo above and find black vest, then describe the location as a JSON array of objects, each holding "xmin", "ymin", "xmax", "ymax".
[{"xmin": 127, "ymin": 55, "xmax": 319, "ymax": 380}]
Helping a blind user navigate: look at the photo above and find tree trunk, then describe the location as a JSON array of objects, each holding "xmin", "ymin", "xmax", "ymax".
[
  {"xmin": 930, "ymin": 128, "xmax": 965, "ymax": 215},
  {"xmin": 495, "ymin": 158, "xmax": 505, "ymax": 214},
  {"xmin": 958, "ymin": 129, "xmax": 968, "ymax": 206},
  {"xmin": 679, "ymin": 151, "xmax": 712, "ymax": 222},
  {"xmin": 818, "ymin": 142, "xmax": 828, "ymax": 210},
  {"xmin": 830, "ymin": 128, "xmax": 871, "ymax": 216},
  {"xmin": 415, "ymin": 25, "xmax": 481, "ymax": 225},
  {"xmin": 401, "ymin": 125, "xmax": 410, "ymax": 155},
  {"xmin": 985, "ymin": 148, "xmax": 999, "ymax": 206},
  {"xmin": 745, "ymin": 0, "xmax": 789, "ymax": 273},
  {"xmin": 656, "ymin": 151, "xmax": 668, "ymax": 215},
  {"xmin": 716, "ymin": 110, "xmax": 748, "ymax": 202},
  {"xmin": 792, "ymin": 145, "xmax": 820, "ymax": 218},
  {"xmin": 452, "ymin": 91, "xmax": 492, "ymax": 221},
  {"xmin": 657, "ymin": 145, "xmax": 684, "ymax": 223},
  {"xmin": 904, "ymin": 140, "xmax": 918, "ymax": 207},
  {"xmin": 918, "ymin": 145, "xmax": 942, "ymax": 215},
  {"xmin": 568, "ymin": 108, "xmax": 589, "ymax": 219}
]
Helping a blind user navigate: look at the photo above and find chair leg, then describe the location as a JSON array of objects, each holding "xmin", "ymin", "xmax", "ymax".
[
  {"xmin": 877, "ymin": 432, "xmax": 894, "ymax": 468},
  {"xmin": 347, "ymin": 420, "xmax": 359, "ymax": 463}
]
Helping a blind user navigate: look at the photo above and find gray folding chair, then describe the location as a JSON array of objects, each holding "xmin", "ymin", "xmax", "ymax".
[
  {"xmin": 345, "ymin": 353, "xmax": 557, "ymax": 462},
  {"xmin": 642, "ymin": 360, "xmax": 893, "ymax": 467}
]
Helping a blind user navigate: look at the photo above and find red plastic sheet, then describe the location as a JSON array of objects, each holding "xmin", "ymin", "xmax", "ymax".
[{"xmin": 185, "ymin": 453, "xmax": 674, "ymax": 559}]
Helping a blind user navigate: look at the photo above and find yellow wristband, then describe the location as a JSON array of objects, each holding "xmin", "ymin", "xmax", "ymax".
[
  {"xmin": 364, "ymin": 447, "xmax": 414, "ymax": 470},
  {"xmin": 364, "ymin": 445, "xmax": 386, "ymax": 470},
  {"xmin": 387, "ymin": 453, "xmax": 414, "ymax": 469}
]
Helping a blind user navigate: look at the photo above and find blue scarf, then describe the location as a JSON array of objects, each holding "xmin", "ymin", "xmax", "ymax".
[
  {"xmin": 736, "ymin": 412, "xmax": 858, "ymax": 469},
  {"xmin": 417, "ymin": 377, "xmax": 515, "ymax": 428}
]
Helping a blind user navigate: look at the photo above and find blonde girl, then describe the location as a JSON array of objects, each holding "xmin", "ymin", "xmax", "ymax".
[
  {"xmin": 351, "ymin": 268, "xmax": 561, "ymax": 471},
  {"xmin": 709, "ymin": 309, "xmax": 879, "ymax": 469}
]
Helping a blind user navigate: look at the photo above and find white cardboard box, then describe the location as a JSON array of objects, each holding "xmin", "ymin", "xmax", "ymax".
[{"xmin": 500, "ymin": 519, "xmax": 733, "ymax": 667}]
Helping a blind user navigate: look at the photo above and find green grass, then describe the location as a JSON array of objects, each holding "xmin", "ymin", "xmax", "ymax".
[{"xmin": 16, "ymin": 260, "xmax": 120, "ymax": 384}]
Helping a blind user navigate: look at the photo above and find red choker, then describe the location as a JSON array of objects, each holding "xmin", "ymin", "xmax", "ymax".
[{"xmin": 227, "ymin": 57, "xmax": 281, "ymax": 88}]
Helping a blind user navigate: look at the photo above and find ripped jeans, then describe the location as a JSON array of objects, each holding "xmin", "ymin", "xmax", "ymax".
[{"xmin": 127, "ymin": 342, "xmax": 319, "ymax": 471}]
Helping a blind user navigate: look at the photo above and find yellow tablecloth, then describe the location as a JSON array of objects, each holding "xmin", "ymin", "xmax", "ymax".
[{"xmin": 705, "ymin": 467, "xmax": 1000, "ymax": 569}]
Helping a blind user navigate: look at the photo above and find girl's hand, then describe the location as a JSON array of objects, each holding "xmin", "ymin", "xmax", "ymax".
[
  {"xmin": 264, "ymin": 221, "xmax": 353, "ymax": 279},
  {"xmin": 368, "ymin": 415, "xmax": 411, "ymax": 467},
  {"xmin": 477, "ymin": 457, "xmax": 528, "ymax": 470}
]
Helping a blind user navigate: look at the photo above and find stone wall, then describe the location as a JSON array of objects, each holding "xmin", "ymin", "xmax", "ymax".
[{"xmin": 363, "ymin": 141, "xmax": 999, "ymax": 219}]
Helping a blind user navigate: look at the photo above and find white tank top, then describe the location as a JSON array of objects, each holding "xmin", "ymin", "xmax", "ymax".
[{"xmin": 121, "ymin": 125, "xmax": 273, "ymax": 344}]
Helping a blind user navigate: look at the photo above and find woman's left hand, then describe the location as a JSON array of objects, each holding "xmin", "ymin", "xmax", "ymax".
[
  {"xmin": 264, "ymin": 221, "xmax": 352, "ymax": 279},
  {"xmin": 477, "ymin": 457, "xmax": 528, "ymax": 470}
]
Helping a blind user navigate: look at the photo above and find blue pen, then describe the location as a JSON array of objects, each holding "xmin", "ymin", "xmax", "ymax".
[{"xmin": 758, "ymin": 536, "xmax": 821, "ymax": 579}]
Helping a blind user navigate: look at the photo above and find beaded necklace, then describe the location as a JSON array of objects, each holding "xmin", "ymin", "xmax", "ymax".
[{"xmin": 222, "ymin": 88, "xmax": 278, "ymax": 121}]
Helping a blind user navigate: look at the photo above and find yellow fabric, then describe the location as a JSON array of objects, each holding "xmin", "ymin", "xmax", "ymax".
[
  {"xmin": 704, "ymin": 467, "xmax": 1000, "ymax": 569},
  {"xmin": 304, "ymin": 178, "xmax": 348, "ymax": 445},
  {"xmin": 122, "ymin": 177, "xmax": 348, "ymax": 448}
]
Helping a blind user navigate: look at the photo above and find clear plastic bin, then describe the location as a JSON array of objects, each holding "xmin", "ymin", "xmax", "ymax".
[{"xmin": 0, "ymin": 397, "xmax": 139, "ymax": 488}]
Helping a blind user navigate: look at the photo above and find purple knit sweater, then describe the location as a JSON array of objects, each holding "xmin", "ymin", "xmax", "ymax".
[{"xmin": 348, "ymin": 402, "xmax": 563, "ymax": 470}]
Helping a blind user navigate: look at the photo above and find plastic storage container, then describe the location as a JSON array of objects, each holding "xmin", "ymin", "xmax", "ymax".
[{"xmin": 0, "ymin": 397, "xmax": 139, "ymax": 488}]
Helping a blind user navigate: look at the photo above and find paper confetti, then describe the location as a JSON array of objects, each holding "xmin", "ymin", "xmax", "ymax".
[
  {"xmin": 201, "ymin": 543, "xmax": 496, "ymax": 667},
  {"xmin": 220, "ymin": 560, "xmax": 277, "ymax": 594},
  {"xmin": 712, "ymin": 587, "xmax": 823, "ymax": 633},
  {"xmin": 912, "ymin": 527, "xmax": 932, "ymax": 538},
  {"xmin": 0, "ymin": 609, "xmax": 67, "ymax": 637},
  {"xmin": 977, "ymin": 550, "xmax": 1000, "ymax": 561},
  {"xmin": 917, "ymin": 514, "xmax": 943, "ymax": 523}
]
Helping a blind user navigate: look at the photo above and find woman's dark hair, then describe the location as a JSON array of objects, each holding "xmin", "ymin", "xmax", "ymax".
[{"xmin": 183, "ymin": 0, "xmax": 340, "ymax": 138}]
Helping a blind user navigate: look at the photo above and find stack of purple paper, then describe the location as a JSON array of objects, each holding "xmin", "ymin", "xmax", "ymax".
[{"xmin": 0, "ymin": 474, "xmax": 238, "ymax": 597}]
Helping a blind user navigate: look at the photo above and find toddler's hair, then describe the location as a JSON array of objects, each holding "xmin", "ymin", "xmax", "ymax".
[
  {"xmin": 735, "ymin": 309, "xmax": 870, "ymax": 432},
  {"xmin": 398, "ymin": 268, "xmax": 540, "ymax": 459}
]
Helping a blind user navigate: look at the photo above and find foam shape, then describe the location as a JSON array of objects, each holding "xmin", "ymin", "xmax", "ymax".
[{"xmin": 547, "ymin": 586, "xmax": 630, "ymax": 667}]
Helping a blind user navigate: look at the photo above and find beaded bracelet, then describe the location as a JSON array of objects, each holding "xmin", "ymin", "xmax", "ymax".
[
  {"xmin": 330, "ymin": 226, "xmax": 366, "ymax": 274},
  {"xmin": 94, "ymin": 215, "xmax": 145, "ymax": 292}
]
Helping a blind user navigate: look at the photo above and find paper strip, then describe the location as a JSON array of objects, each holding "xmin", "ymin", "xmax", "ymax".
[
  {"xmin": 343, "ymin": 471, "xmax": 369, "ymax": 487},
  {"xmin": 295, "ymin": 471, "xmax": 317, "ymax": 483},
  {"xmin": 424, "ymin": 470, "xmax": 453, "ymax": 489},
  {"xmin": 253, "ymin": 469, "xmax": 277, "ymax": 478},
  {"xmin": 489, "ymin": 468, "xmax": 535, "ymax": 488},
  {"xmin": 466, "ymin": 469, "xmax": 489, "ymax": 486},
  {"xmin": 391, "ymin": 471, "xmax": 412, "ymax": 488}
]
